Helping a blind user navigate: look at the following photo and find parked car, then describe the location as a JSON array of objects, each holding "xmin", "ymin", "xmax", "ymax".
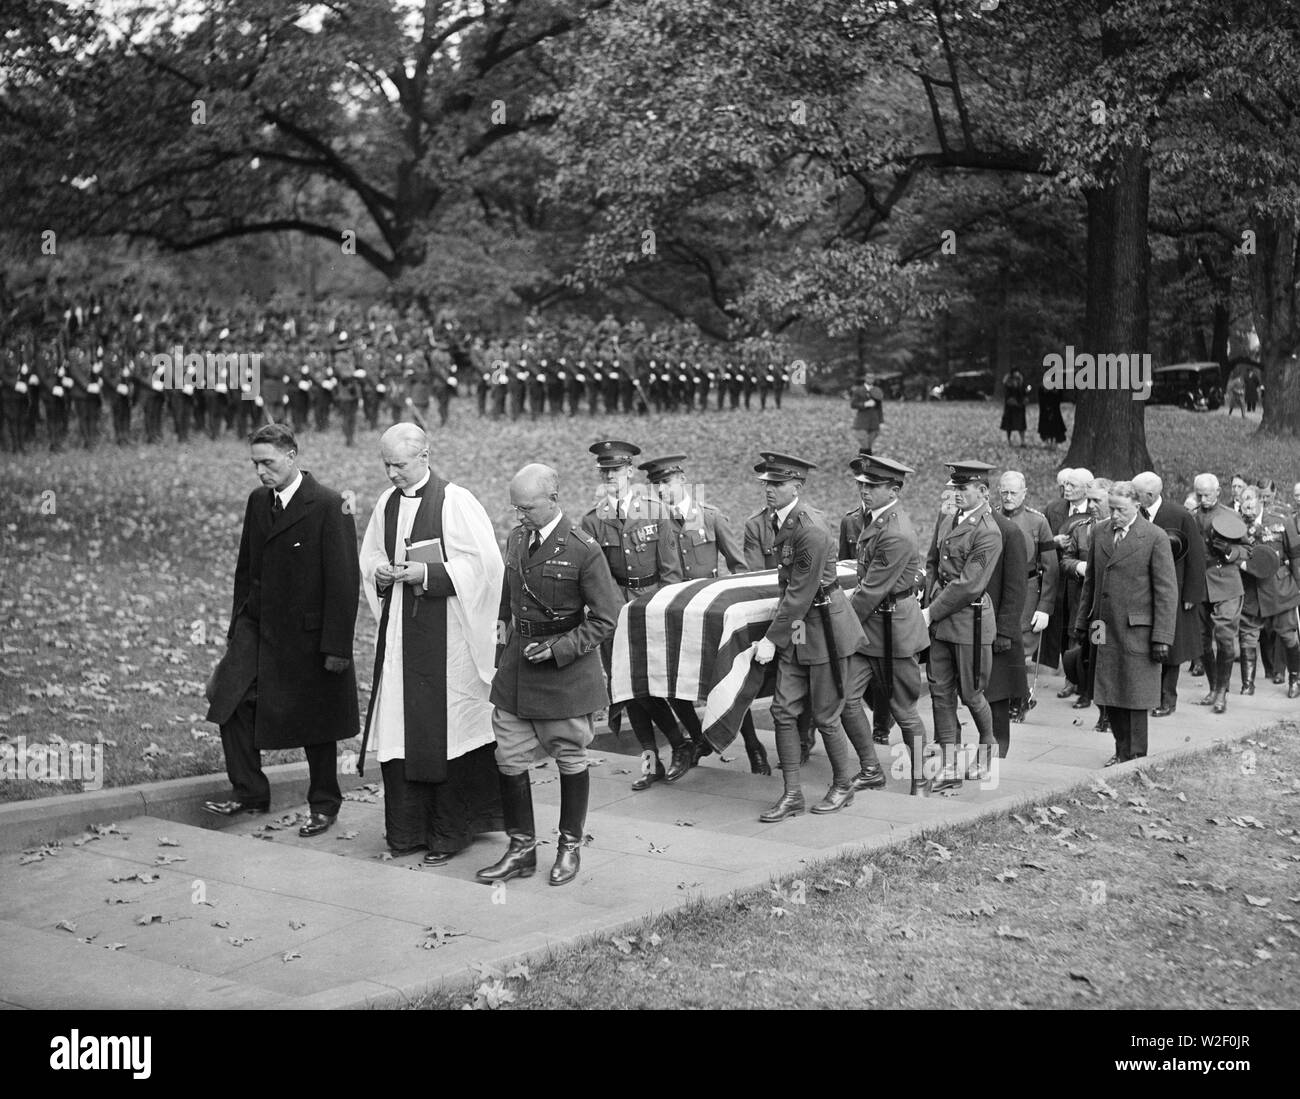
[
  {"xmin": 931, "ymin": 370, "xmax": 996, "ymax": 401},
  {"xmin": 1148, "ymin": 362, "xmax": 1223, "ymax": 411}
]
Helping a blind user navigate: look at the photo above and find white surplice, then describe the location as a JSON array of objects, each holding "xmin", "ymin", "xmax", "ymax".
[{"xmin": 360, "ymin": 477, "xmax": 504, "ymax": 765}]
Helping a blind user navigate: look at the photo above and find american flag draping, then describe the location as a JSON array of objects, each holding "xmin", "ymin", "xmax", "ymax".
[{"xmin": 609, "ymin": 563, "xmax": 858, "ymax": 751}]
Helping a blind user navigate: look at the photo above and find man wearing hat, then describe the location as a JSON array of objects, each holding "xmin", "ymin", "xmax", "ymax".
[
  {"xmin": 839, "ymin": 455, "xmax": 931, "ymax": 795},
  {"xmin": 1072, "ymin": 481, "xmax": 1177, "ymax": 766},
  {"xmin": 1133, "ymin": 472, "xmax": 1207, "ymax": 716},
  {"xmin": 922, "ymin": 461, "xmax": 1003, "ymax": 792},
  {"xmin": 1192, "ymin": 473, "xmax": 1249, "ymax": 714},
  {"xmin": 581, "ymin": 440, "xmax": 700, "ymax": 787},
  {"xmin": 750, "ymin": 452, "xmax": 865, "ymax": 820},
  {"xmin": 640, "ymin": 452, "xmax": 749, "ymax": 764},
  {"xmin": 1237, "ymin": 486, "xmax": 1300, "ymax": 697}
]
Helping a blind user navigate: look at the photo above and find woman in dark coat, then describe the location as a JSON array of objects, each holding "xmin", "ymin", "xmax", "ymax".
[
  {"xmin": 985, "ymin": 507, "xmax": 1028, "ymax": 758},
  {"xmin": 1000, "ymin": 369, "xmax": 1029, "ymax": 446},
  {"xmin": 1037, "ymin": 378, "xmax": 1067, "ymax": 448}
]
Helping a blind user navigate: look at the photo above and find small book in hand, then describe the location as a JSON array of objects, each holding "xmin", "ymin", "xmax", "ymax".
[{"xmin": 405, "ymin": 537, "xmax": 447, "ymax": 567}]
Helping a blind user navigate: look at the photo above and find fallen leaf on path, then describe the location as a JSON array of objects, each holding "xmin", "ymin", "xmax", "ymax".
[{"xmin": 995, "ymin": 925, "xmax": 1030, "ymax": 941}]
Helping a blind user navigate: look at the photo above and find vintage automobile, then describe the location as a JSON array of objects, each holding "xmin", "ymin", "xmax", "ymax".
[
  {"xmin": 1148, "ymin": 362, "xmax": 1223, "ymax": 411},
  {"xmin": 930, "ymin": 370, "xmax": 996, "ymax": 401}
]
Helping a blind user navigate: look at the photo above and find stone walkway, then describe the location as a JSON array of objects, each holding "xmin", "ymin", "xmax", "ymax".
[{"xmin": 1, "ymin": 668, "xmax": 1293, "ymax": 1009}]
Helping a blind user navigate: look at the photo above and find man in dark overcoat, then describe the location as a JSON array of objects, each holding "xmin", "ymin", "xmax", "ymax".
[
  {"xmin": 1074, "ymin": 481, "xmax": 1177, "ymax": 765},
  {"xmin": 203, "ymin": 424, "xmax": 360, "ymax": 836},
  {"xmin": 1133, "ymin": 472, "xmax": 1207, "ymax": 716}
]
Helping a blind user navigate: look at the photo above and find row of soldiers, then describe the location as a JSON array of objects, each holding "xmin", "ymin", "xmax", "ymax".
[{"xmin": 0, "ymin": 300, "xmax": 797, "ymax": 453}]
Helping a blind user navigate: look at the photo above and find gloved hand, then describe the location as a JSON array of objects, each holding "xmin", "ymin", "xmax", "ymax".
[
  {"xmin": 1150, "ymin": 643, "xmax": 1170, "ymax": 663},
  {"xmin": 753, "ymin": 637, "xmax": 777, "ymax": 665},
  {"xmin": 1030, "ymin": 610, "xmax": 1049, "ymax": 632},
  {"xmin": 993, "ymin": 635, "xmax": 1012, "ymax": 654}
]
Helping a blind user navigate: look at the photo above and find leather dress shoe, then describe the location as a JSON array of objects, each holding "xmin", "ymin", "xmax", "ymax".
[
  {"xmin": 932, "ymin": 766, "xmax": 963, "ymax": 794},
  {"xmin": 664, "ymin": 745, "xmax": 694, "ymax": 783},
  {"xmin": 850, "ymin": 763, "xmax": 887, "ymax": 791},
  {"xmin": 1071, "ymin": 695, "xmax": 1092, "ymax": 709},
  {"xmin": 550, "ymin": 830, "xmax": 583, "ymax": 886},
  {"xmin": 759, "ymin": 790, "xmax": 806, "ymax": 823},
  {"xmin": 746, "ymin": 743, "xmax": 772, "ymax": 776},
  {"xmin": 202, "ymin": 799, "xmax": 269, "ymax": 816},
  {"xmin": 1189, "ymin": 660, "xmax": 1204, "ymax": 677},
  {"xmin": 422, "ymin": 850, "xmax": 455, "ymax": 866},
  {"xmin": 1212, "ymin": 690, "xmax": 1227, "ymax": 714},
  {"xmin": 1150, "ymin": 705, "xmax": 1176, "ymax": 718},
  {"xmin": 298, "ymin": 812, "xmax": 336, "ymax": 837},
  {"xmin": 476, "ymin": 832, "xmax": 537, "ymax": 883},
  {"xmin": 1094, "ymin": 713, "xmax": 1110, "ymax": 733},
  {"xmin": 1273, "ymin": 670, "xmax": 1286, "ymax": 685},
  {"xmin": 631, "ymin": 752, "xmax": 665, "ymax": 791},
  {"xmin": 811, "ymin": 782, "xmax": 855, "ymax": 814},
  {"xmin": 1103, "ymin": 754, "xmax": 1119, "ymax": 767},
  {"xmin": 872, "ymin": 728, "xmax": 891, "ymax": 745},
  {"xmin": 1195, "ymin": 691, "xmax": 1216, "ymax": 706},
  {"xmin": 689, "ymin": 738, "xmax": 714, "ymax": 766},
  {"xmin": 1057, "ymin": 682, "xmax": 1077, "ymax": 699}
]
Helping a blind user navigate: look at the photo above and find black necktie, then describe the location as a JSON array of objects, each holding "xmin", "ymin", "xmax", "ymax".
[
  {"xmin": 771, "ymin": 515, "xmax": 780, "ymax": 537},
  {"xmin": 1140, "ymin": 506, "xmax": 1150, "ymax": 520},
  {"xmin": 271, "ymin": 494, "xmax": 283, "ymax": 518},
  {"xmin": 953, "ymin": 510, "xmax": 964, "ymax": 525},
  {"xmin": 529, "ymin": 532, "xmax": 540, "ymax": 555}
]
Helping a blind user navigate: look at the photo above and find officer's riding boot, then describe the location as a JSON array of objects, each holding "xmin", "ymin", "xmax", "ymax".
[
  {"xmin": 1287, "ymin": 646, "xmax": 1300, "ymax": 698},
  {"xmin": 911, "ymin": 742, "xmax": 935, "ymax": 797},
  {"xmin": 475, "ymin": 773, "xmax": 537, "ymax": 884},
  {"xmin": 1197, "ymin": 651, "xmax": 1218, "ymax": 705},
  {"xmin": 1240, "ymin": 648, "xmax": 1257, "ymax": 695},
  {"xmin": 551, "ymin": 770, "xmax": 589, "ymax": 886},
  {"xmin": 932, "ymin": 742, "xmax": 964, "ymax": 793},
  {"xmin": 1213, "ymin": 654, "xmax": 1233, "ymax": 713}
]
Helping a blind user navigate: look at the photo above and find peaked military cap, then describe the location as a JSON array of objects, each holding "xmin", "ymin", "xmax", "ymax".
[
  {"xmin": 852, "ymin": 454, "xmax": 915, "ymax": 485},
  {"xmin": 755, "ymin": 452, "xmax": 817, "ymax": 483},
  {"xmin": 945, "ymin": 460, "xmax": 997, "ymax": 487},
  {"xmin": 590, "ymin": 439, "xmax": 642, "ymax": 468},
  {"xmin": 638, "ymin": 454, "xmax": 688, "ymax": 483}
]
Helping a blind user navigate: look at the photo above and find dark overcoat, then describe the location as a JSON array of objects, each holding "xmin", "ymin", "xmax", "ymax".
[
  {"xmin": 1074, "ymin": 517, "xmax": 1177, "ymax": 710},
  {"xmin": 985, "ymin": 509, "xmax": 1029, "ymax": 702},
  {"xmin": 1149, "ymin": 498, "xmax": 1207, "ymax": 663},
  {"xmin": 209, "ymin": 471, "xmax": 361, "ymax": 749}
]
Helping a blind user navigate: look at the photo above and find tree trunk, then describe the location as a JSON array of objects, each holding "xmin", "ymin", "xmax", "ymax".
[
  {"xmin": 1251, "ymin": 213, "xmax": 1300, "ymax": 436},
  {"xmin": 1064, "ymin": 141, "xmax": 1155, "ymax": 477}
]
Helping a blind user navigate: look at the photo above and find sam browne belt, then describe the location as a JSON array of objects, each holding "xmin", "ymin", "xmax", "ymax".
[{"xmin": 514, "ymin": 612, "xmax": 584, "ymax": 637}]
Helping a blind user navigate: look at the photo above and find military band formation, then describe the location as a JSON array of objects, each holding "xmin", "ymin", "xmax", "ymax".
[
  {"xmin": 197, "ymin": 405, "xmax": 1300, "ymax": 884},
  {"xmin": 0, "ymin": 285, "xmax": 798, "ymax": 453}
]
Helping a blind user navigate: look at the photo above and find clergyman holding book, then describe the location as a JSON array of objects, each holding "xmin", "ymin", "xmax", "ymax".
[{"xmin": 358, "ymin": 424, "xmax": 506, "ymax": 864}]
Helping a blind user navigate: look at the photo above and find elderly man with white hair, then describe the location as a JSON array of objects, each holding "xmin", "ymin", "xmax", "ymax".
[
  {"xmin": 1045, "ymin": 467, "xmax": 1094, "ymax": 697},
  {"xmin": 998, "ymin": 470, "xmax": 1058, "ymax": 699},
  {"xmin": 1133, "ymin": 472, "xmax": 1206, "ymax": 716},
  {"xmin": 358, "ymin": 423, "xmax": 506, "ymax": 863},
  {"xmin": 1192, "ymin": 473, "xmax": 1250, "ymax": 714}
]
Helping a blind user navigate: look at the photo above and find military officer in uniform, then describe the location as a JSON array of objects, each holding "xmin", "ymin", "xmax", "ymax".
[
  {"xmin": 478, "ymin": 463, "xmax": 622, "ymax": 888},
  {"xmin": 1238, "ymin": 486, "xmax": 1300, "ymax": 697},
  {"xmin": 640, "ymin": 453, "xmax": 748, "ymax": 765},
  {"xmin": 922, "ymin": 460, "xmax": 1003, "ymax": 792},
  {"xmin": 1192, "ymin": 473, "xmax": 1249, "ymax": 714},
  {"xmin": 581, "ymin": 440, "xmax": 700, "ymax": 787},
  {"xmin": 750, "ymin": 452, "xmax": 865, "ymax": 821},
  {"xmin": 839, "ymin": 455, "xmax": 931, "ymax": 795}
]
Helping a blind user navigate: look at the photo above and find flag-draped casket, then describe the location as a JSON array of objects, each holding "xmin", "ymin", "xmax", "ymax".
[{"xmin": 610, "ymin": 563, "xmax": 857, "ymax": 750}]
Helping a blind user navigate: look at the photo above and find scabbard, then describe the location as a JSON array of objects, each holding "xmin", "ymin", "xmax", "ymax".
[
  {"xmin": 972, "ymin": 599, "xmax": 983, "ymax": 687},
  {"xmin": 356, "ymin": 584, "xmax": 394, "ymax": 777},
  {"xmin": 881, "ymin": 602, "xmax": 894, "ymax": 688},
  {"xmin": 816, "ymin": 598, "xmax": 844, "ymax": 697}
]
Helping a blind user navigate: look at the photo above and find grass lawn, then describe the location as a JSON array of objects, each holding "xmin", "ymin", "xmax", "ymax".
[
  {"xmin": 415, "ymin": 727, "xmax": 1300, "ymax": 1010},
  {"xmin": 0, "ymin": 396, "xmax": 1288, "ymax": 799}
]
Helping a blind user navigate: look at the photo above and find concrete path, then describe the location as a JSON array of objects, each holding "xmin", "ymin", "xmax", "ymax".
[{"xmin": 1, "ymin": 668, "xmax": 1294, "ymax": 1009}]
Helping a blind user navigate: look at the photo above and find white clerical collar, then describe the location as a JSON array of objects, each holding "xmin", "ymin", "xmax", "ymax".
[
  {"xmin": 534, "ymin": 512, "xmax": 562, "ymax": 545},
  {"xmin": 869, "ymin": 499, "xmax": 897, "ymax": 523},
  {"xmin": 276, "ymin": 471, "xmax": 304, "ymax": 510},
  {"xmin": 774, "ymin": 499, "xmax": 799, "ymax": 528},
  {"xmin": 402, "ymin": 469, "xmax": 431, "ymax": 499}
]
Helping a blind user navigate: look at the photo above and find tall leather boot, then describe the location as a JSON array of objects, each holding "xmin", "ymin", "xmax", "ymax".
[
  {"xmin": 551, "ymin": 769, "xmax": 589, "ymax": 886},
  {"xmin": 1240, "ymin": 647, "xmax": 1257, "ymax": 695},
  {"xmin": 1213, "ymin": 654, "xmax": 1233, "ymax": 713},
  {"xmin": 1287, "ymin": 645, "xmax": 1300, "ymax": 698},
  {"xmin": 1196, "ymin": 651, "xmax": 1217, "ymax": 705},
  {"xmin": 476, "ymin": 772, "xmax": 537, "ymax": 884}
]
